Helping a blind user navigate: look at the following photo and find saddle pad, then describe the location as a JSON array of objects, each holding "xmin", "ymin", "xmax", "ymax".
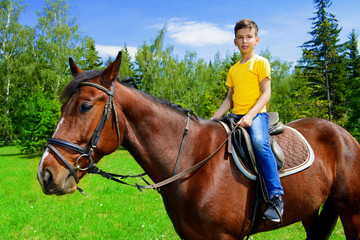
[{"xmin": 229, "ymin": 126, "xmax": 315, "ymax": 180}]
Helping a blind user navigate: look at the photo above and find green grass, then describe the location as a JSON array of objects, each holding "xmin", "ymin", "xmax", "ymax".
[{"xmin": 0, "ymin": 145, "xmax": 345, "ymax": 239}]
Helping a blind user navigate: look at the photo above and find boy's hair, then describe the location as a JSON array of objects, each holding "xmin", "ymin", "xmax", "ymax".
[{"xmin": 234, "ymin": 19, "xmax": 259, "ymax": 37}]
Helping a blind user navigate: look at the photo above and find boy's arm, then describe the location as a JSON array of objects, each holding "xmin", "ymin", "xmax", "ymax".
[
  {"xmin": 237, "ymin": 77, "xmax": 271, "ymax": 127},
  {"xmin": 211, "ymin": 87, "xmax": 234, "ymax": 120}
]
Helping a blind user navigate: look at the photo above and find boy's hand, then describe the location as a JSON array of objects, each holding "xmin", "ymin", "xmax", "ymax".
[{"xmin": 236, "ymin": 114, "xmax": 253, "ymax": 128}]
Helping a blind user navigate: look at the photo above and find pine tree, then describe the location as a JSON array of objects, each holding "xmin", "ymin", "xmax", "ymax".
[
  {"xmin": 82, "ymin": 37, "xmax": 102, "ymax": 70},
  {"xmin": 344, "ymin": 29, "xmax": 360, "ymax": 140},
  {"xmin": 298, "ymin": 0, "xmax": 344, "ymax": 122},
  {"xmin": 119, "ymin": 45, "xmax": 135, "ymax": 80},
  {"xmin": 345, "ymin": 29, "xmax": 360, "ymax": 79}
]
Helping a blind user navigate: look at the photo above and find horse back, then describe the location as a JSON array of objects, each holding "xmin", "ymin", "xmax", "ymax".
[{"xmin": 286, "ymin": 118, "xmax": 360, "ymax": 195}]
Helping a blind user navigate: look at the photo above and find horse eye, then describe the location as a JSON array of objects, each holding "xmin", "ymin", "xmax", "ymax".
[{"xmin": 79, "ymin": 103, "xmax": 93, "ymax": 112}]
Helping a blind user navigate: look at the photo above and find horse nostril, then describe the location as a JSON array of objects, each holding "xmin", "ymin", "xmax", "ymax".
[{"xmin": 42, "ymin": 169, "xmax": 53, "ymax": 188}]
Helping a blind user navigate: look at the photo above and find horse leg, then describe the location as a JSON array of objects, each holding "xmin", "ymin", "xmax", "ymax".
[
  {"xmin": 304, "ymin": 198, "xmax": 338, "ymax": 240},
  {"xmin": 332, "ymin": 178, "xmax": 360, "ymax": 239},
  {"xmin": 338, "ymin": 210, "xmax": 360, "ymax": 239},
  {"xmin": 301, "ymin": 210, "xmax": 319, "ymax": 236}
]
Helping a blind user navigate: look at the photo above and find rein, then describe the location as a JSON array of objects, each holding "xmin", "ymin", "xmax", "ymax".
[
  {"xmin": 88, "ymin": 118, "xmax": 236, "ymax": 192},
  {"xmin": 46, "ymin": 81, "xmax": 237, "ymax": 194},
  {"xmin": 138, "ymin": 124, "xmax": 236, "ymax": 191}
]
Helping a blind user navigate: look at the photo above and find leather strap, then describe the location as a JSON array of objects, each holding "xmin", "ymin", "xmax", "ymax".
[
  {"xmin": 139, "ymin": 123, "xmax": 237, "ymax": 191},
  {"xmin": 46, "ymin": 143, "xmax": 80, "ymax": 183},
  {"xmin": 45, "ymin": 81, "xmax": 120, "ymax": 185},
  {"xmin": 89, "ymin": 121, "xmax": 237, "ymax": 192},
  {"xmin": 47, "ymin": 138, "xmax": 87, "ymax": 154}
]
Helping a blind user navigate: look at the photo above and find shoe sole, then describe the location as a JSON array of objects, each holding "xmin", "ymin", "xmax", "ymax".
[
  {"xmin": 263, "ymin": 209, "xmax": 283, "ymax": 223},
  {"xmin": 263, "ymin": 216, "xmax": 281, "ymax": 223}
]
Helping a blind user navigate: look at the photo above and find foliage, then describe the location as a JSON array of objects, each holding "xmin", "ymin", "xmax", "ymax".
[
  {"xmin": 134, "ymin": 26, "xmax": 227, "ymax": 118},
  {"xmin": 33, "ymin": 0, "xmax": 96, "ymax": 96},
  {"xmin": 81, "ymin": 36, "xmax": 103, "ymax": 70},
  {"xmin": 14, "ymin": 88, "xmax": 61, "ymax": 154},
  {"xmin": 292, "ymin": 0, "xmax": 360, "ymax": 141},
  {"xmin": 297, "ymin": 0, "xmax": 346, "ymax": 122},
  {"xmin": 344, "ymin": 29, "xmax": 360, "ymax": 79},
  {"xmin": 260, "ymin": 49, "xmax": 294, "ymax": 122},
  {"xmin": 0, "ymin": 0, "xmax": 100, "ymax": 152},
  {"xmin": 0, "ymin": 0, "xmax": 27, "ymax": 144},
  {"xmin": 343, "ymin": 30, "xmax": 360, "ymax": 140}
]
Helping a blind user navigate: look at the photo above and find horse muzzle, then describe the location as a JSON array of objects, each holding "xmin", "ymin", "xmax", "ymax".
[
  {"xmin": 38, "ymin": 168, "xmax": 78, "ymax": 195},
  {"xmin": 37, "ymin": 149, "xmax": 78, "ymax": 195}
]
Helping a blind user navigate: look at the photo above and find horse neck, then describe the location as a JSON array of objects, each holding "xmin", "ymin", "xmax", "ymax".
[{"xmin": 115, "ymin": 84, "xmax": 194, "ymax": 182}]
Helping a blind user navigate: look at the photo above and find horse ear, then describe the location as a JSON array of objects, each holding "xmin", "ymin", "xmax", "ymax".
[
  {"xmin": 102, "ymin": 51, "xmax": 122, "ymax": 87},
  {"xmin": 69, "ymin": 58, "xmax": 83, "ymax": 77}
]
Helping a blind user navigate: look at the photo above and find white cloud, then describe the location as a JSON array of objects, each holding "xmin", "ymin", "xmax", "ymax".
[
  {"xmin": 225, "ymin": 24, "xmax": 235, "ymax": 30},
  {"xmin": 167, "ymin": 19, "xmax": 233, "ymax": 47},
  {"xmin": 95, "ymin": 44, "xmax": 137, "ymax": 60},
  {"xmin": 259, "ymin": 29, "xmax": 271, "ymax": 36}
]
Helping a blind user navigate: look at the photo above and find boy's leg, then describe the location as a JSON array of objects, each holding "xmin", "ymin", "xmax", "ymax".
[
  {"xmin": 247, "ymin": 113, "xmax": 284, "ymax": 222},
  {"xmin": 247, "ymin": 112, "xmax": 283, "ymax": 198}
]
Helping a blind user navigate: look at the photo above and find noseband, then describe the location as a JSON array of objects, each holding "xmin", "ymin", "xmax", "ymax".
[{"xmin": 45, "ymin": 81, "xmax": 120, "ymax": 185}]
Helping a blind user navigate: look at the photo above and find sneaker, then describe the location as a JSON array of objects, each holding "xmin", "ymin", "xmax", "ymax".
[{"xmin": 263, "ymin": 194, "xmax": 284, "ymax": 223}]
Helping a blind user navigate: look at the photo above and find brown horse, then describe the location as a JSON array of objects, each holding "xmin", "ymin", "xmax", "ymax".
[{"xmin": 37, "ymin": 52, "xmax": 360, "ymax": 239}]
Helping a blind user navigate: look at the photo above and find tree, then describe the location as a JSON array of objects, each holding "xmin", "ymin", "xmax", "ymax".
[
  {"xmin": 0, "ymin": 0, "xmax": 101, "ymax": 152},
  {"xmin": 14, "ymin": 0, "xmax": 102, "ymax": 153},
  {"xmin": 118, "ymin": 46, "xmax": 135, "ymax": 80},
  {"xmin": 14, "ymin": 88, "xmax": 61, "ymax": 154},
  {"xmin": 343, "ymin": 29, "xmax": 360, "ymax": 140},
  {"xmin": 260, "ymin": 49, "xmax": 295, "ymax": 123},
  {"xmin": 298, "ymin": 0, "xmax": 344, "ymax": 122},
  {"xmin": 81, "ymin": 36, "xmax": 102, "ymax": 70},
  {"xmin": 344, "ymin": 29, "xmax": 360, "ymax": 79},
  {"xmin": 134, "ymin": 26, "xmax": 230, "ymax": 118},
  {"xmin": 198, "ymin": 52, "xmax": 228, "ymax": 118},
  {"xmin": 33, "ymin": 0, "xmax": 88, "ymax": 97},
  {"xmin": 0, "ymin": 0, "xmax": 29, "ymax": 144},
  {"xmin": 135, "ymin": 26, "xmax": 178, "ymax": 100}
]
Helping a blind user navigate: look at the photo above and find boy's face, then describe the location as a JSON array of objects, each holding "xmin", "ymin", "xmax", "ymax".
[{"xmin": 234, "ymin": 27, "xmax": 259, "ymax": 55}]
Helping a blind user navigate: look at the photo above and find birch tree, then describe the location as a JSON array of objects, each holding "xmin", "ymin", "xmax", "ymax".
[{"xmin": 0, "ymin": 0, "xmax": 26, "ymax": 144}]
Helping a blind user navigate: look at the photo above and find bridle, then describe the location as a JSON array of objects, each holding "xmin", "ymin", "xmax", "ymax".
[{"xmin": 46, "ymin": 81, "xmax": 120, "ymax": 187}]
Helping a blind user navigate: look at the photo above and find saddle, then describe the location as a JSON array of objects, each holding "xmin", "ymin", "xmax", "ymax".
[
  {"xmin": 220, "ymin": 112, "xmax": 285, "ymax": 174},
  {"xmin": 219, "ymin": 113, "xmax": 315, "ymax": 236}
]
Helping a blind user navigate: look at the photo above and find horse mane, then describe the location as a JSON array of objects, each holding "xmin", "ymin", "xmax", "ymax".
[
  {"xmin": 123, "ymin": 78, "xmax": 198, "ymax": 120},
  {"xmin": 61, "ymin": 71, "xmax": 198, "ymax": 120}
]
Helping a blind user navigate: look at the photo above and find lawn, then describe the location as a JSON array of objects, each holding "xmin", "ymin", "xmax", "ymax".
[{"xmin": 0, "ymin": 144, "xmax": 345, "ymax": 239}]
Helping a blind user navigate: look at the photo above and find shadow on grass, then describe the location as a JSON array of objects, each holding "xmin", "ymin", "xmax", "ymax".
[{"xmin": 0, "ymin": 153, "xmax": 21, "ymax": 157}]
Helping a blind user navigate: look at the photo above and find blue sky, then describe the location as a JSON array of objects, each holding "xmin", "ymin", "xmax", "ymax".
[{"xmin": 20, "ymin": 0, "xmax": 360, "ymax": 64}]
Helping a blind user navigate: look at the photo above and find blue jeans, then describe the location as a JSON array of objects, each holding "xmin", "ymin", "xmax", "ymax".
[{"xmin": 232, "ymin": 112, "xmax": 284, "ymax": 199}]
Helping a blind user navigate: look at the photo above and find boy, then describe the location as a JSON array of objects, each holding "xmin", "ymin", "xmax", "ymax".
[{"xmin": 211, "ymin": 19, "xmax": 284, "ymax": 222}]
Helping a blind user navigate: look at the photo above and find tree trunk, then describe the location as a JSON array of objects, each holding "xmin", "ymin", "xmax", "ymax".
[{"xmin": 3, "ymin": 4, "xmax": 13, "ymax": 145}]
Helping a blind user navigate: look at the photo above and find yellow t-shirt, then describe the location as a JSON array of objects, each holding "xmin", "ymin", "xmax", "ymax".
[{"xmin": 226, "ymin": 55, "xmax": 271, "ymax": 115}]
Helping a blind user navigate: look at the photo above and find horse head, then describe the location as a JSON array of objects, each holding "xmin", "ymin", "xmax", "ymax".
[{"xmin": 37, "ymin": 52, "xmax": 124, "ymax": 195}]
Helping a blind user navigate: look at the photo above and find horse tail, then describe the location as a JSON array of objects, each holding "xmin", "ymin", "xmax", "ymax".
[{"xmin": 306, "ymin": 197, "xmax": 338, "ymax": 240}]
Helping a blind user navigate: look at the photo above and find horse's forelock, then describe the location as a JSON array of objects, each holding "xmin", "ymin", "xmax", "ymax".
[{"xmin": 61, "ymin": 70, "xmax": 103, "ymax": 101}]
